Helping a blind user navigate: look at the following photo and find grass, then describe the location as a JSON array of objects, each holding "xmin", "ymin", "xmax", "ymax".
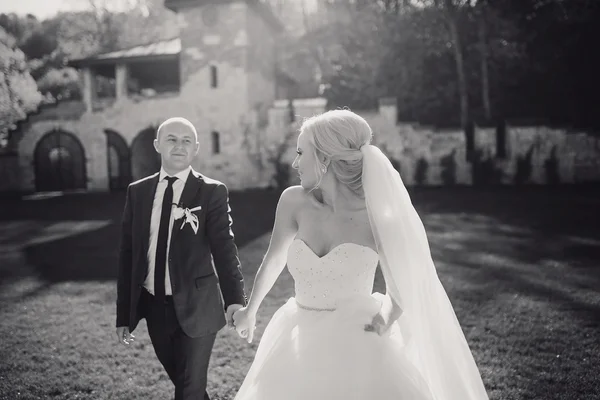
[
  {"xmin": 0, "ymin": 186, "xmax": 599, "ymax": 400},
  {"xmin": 0, "ymin": 188, "xmax": 281, "ymax": 283}
]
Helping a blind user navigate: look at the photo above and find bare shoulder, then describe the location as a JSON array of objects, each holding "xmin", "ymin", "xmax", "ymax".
[
  {"xmin": 279, "ymin": 185, "xmax": 310, "ymax": 209},
  {"xmin": 279, "ymin": 185, "xmax": 308, "ymax": 203},
  {"xmin": 276, "ymin": 186, "xmax": 311, "ymax": 218}
]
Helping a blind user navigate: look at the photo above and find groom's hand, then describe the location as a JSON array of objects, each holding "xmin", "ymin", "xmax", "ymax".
[
  {"xmin": 232, "ymin": 307, "xmax": 257, "ymax": 343},
  {"xmin": 116, "ymin": 326, "xmax": 135, "ymax": 345},
  {"xmin": 225, "ymin": 304, "xmax": 243, "ymax": 329}
]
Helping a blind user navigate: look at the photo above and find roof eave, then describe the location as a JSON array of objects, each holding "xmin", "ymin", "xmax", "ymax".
[{"xmin": 69, "ymin": 53, "xmax": 180, "ymax": 68}]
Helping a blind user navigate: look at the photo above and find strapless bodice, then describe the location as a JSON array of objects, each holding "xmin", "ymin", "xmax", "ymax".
[{"xmin": 286, "ymin": 239, "xmax": 379, "ymax": 310}]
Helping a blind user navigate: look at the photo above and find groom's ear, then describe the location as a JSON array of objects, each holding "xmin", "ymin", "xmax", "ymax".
[{"xmin": 153, "ymin": 138, "xmax": 160, "ymax": 153}]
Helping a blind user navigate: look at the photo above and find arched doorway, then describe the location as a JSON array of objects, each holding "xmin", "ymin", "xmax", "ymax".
[
  {"xmin": 34, "ymin": 129, "xmax": 87, "ymax": 192},
  {"xmin": 104, "ymin": 129, "xmax": 132, "ymax": 190},
  {"xmin": 131, "ymin": 126, "xmax": 160, "ymax": 181}
]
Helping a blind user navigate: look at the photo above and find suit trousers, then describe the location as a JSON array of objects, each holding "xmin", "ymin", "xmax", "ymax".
[{"xmin": 141, "ymin": 288, "xmax": 216, "ymax": 400}]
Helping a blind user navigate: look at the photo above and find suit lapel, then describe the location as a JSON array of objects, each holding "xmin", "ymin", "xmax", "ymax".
[
  {"xmin": 171, "ymin": 169, "xmax": 203, "ymax": 239},
  {"xmin": 141, "ymin": 173, "xmax": 159, "ymax": 257}
]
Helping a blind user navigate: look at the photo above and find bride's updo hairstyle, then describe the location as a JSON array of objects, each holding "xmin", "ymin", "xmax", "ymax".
[{"xmin": 300, "ymin": 109, "xmax": 373, "ymax": 196}]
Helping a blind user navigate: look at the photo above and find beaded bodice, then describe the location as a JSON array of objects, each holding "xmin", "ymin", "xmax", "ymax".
[{"xmin": 287, "ymin": 239, "xmax": 379, "ymax": 310}]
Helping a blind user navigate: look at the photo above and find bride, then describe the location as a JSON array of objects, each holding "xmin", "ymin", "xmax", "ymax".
[{"xmin": 232, "ymin": 109, "xmax": 489, "ymax": 400}]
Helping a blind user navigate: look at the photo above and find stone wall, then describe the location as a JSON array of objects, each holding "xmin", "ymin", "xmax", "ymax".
[
  {"xmin": 14, "ymin": 1, "xmax": 284, "ymax": 193},
  {"xmin": 0, "ymin": 153, "xmax": 20, "ymax": 192},
  {"xmin": 16, "ymin": 62, "xmax": 262, "ymax": 192},
  {"xmin": 11, "ymin": 89, "xmax": 600, "ymax": 194},
  {"xmin": 265, "ymin": 97, "xmax": 328, "ymax": 164},
  {"xmin": 261, "ymin": 98, "xmax": 600, "ymax": 188},
  {"xmin": 361, "ymin": 103, "xmax": 600, "ymax": 186},
  {"xmin": 179, "ymin": 3, "xmax": 248, "ymax": 83}
]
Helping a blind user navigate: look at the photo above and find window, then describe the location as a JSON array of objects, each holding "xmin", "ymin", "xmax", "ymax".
[
  {"xmin": 210, "ymin": 65, "xmax": 218, "ymax": 88},
  {"xmin": 211, "ymin": 131, "xmax": 220, "ymax": 154},
  {"xmin": 127, "ymin": 58, "xmax": 180, "ymax": 95}
]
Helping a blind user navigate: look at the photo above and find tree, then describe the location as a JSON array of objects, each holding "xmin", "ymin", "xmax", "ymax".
[
  {"xmin": 0, "ymin": 27, "xmax": 43, "ymax": 147},
  {"xmin": 17, "ymin": 0, "xmax": 179, "ymax": 103},
  {"xmin": 36, "ymin": 67, "xmax": 81, "ymax": 101},
  {"xmin": 64, "ymin": 0, "xmax": 179, "ymax": 52},
  {"xmin": 114, "ymin": 0, "xmax": 180, "ymax": 48},
  {"xmin": 0, "ymin": 13, "xmax": 40, "ymax": 45},
  {"xmin": 475, "ymin": 0, "xmax": 491, "ymax": 120},
  {"xmin": 261, "ymin": 0, "xmax": 308, "ymax": 36},
  {"xmin": 308, "ymin": 1, "xmax": 390, "ymax": 108},
  {"xmin": 438, "ymin": 0, "xmax": 470, "ymax": 128}
]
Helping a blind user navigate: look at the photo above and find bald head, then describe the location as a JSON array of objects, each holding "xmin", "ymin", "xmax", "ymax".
[
  {"xmin": 153, "ymin": 117, "xmax": 200, "ymax": 174},
  {"xmin": 156, "ymin": 117, "xmax": 198, "ymax": 141}
]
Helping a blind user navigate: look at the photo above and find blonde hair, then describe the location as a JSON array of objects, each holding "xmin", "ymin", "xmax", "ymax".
[{"xmin": 300, "ymin": 109, "xmax": 373, "ymax": 196}]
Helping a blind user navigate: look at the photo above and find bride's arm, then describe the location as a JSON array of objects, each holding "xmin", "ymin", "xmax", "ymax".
[
  {"xmin": 367, "ymin": 289, "xmax": 404, "ymax": 335},
  {"xmin": 367, "ymin": 263, "xmax": 405, "ymax": 334},
  {"xmin": 245, "ymin": 186, "xmax": 301, "ymax": 315},
  {"xmin": 380, "ymin": 262, "xmax": 404, "ymax": 329},
  {"xmin": 383, "ymin": 291, "xmax": 403, "ymax": 324}
]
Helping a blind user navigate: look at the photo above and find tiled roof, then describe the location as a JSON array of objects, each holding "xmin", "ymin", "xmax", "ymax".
[{"xmin": 70, "ymin": 38, "xmax": 180, "ymax": 66}]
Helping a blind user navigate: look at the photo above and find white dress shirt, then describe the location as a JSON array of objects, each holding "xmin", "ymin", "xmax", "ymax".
[{"xmin": 144, "ymin": 166, "xmax": 191, "ymax": 296}]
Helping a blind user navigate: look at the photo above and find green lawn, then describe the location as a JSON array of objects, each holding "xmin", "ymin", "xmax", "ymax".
[{"xmin": 0, "ymin": 186, "xmax": 599, "ymax": 400}]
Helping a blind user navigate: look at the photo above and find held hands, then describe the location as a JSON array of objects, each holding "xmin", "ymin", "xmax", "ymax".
[
  {"xmin": 226, "ymin": 304, "xmax": 244, "ymax": 329},
  {"xmin": 116, "ymin": 326, "xmax": 135, "ymax": 345},
  {"xmin": 232, "ymin": 307, "xmax": 257, "ymax": 343}
]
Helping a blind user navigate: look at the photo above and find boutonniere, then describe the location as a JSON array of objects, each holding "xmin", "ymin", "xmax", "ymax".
[{"xmin": 172, "ymin": 204, "xmax": 202, "ymax": 234}]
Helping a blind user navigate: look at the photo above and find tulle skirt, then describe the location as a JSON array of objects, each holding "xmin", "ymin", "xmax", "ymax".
[{"xmin": 235, "ymin": 293, "xmax": 435, "ymax": 400}]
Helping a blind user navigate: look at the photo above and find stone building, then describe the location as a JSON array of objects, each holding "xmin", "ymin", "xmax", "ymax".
[
  {"xmin": 3, "ymin": 0, "xmax": 599, "ymax": 194},
  {"xmin": 10, "ymin": 0, "xmax": 317, "ymax": 193}
]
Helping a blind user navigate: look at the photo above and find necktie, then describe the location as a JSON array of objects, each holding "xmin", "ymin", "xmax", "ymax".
[{"xmin": 154, "ymin": 176, "xmax": 177, "ymax": 302}]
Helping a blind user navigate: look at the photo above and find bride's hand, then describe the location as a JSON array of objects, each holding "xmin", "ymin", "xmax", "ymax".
[
  {"xmin": 232, "ymin": 307, "xmax": 257, "ymax": 343},
  {"xmin": 364, "ymin": 312, "xmax": 393, "ymax": 336},
  {"xmin": 365, "ymin": 294, "xmax": 402, "ymax": 335}
]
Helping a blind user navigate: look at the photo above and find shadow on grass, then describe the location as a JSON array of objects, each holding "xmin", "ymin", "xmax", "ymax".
[
  {"xmin": 409, "ymin": 184, "xmax": 600, "ymax": 239},
  {"xmin": 426, "ymin": 211, "xmax": 600, "ymax": 317},
  {"xmin": 10, "ymin": 188, "xmax": 281, "ymax": 283},
  {"xmin": 1, "ymin": 186, "xmax": 600, "ymax": 399},
  {"xmin": 5, "ymin": 186, "xmax": 599, "ymax": 284},
  {"xmin": 421, "ymin": 211, "xmax": 600, "ymax": 400},
  {"xmin": 363, "ymin": 186, "xmax": 600, "ymax": 399},
  {"xmin": 23, "ymin": 223, "xmax": 122, "ymax": 282}
]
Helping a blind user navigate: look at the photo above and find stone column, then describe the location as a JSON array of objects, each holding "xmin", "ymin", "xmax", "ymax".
[
  {"xmin": 115, "ymin": 63, "xmax": 128, "ymax": 101},
  {"xmin": 82, "ymin": 68, "xmax": 95, "ymax": 112}
]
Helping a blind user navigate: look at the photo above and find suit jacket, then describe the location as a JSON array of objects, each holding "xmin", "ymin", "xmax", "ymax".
[{"xmin": 116, "ymin": 169, "xmax": 247, "ymax": 338}]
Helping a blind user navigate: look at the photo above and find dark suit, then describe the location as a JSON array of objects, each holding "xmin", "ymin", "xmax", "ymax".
[{"xmin": 116, "ymin": 169, "xmax": 246, "ymax": 399}]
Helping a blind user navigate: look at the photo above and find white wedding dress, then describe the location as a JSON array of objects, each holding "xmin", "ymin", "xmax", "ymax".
[{"xmin": 234, "ymin": 238, "xmax": 435, "ymax": 400}]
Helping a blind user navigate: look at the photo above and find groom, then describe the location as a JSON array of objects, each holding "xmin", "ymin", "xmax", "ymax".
[{"xmin": 115, "ymin": 117, "xmax": 247, "ymax": 400}]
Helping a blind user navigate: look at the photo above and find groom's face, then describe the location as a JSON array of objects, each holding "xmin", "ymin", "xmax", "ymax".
[{"xmin": 154, "ymin": 121, "xmax": 199, "ymax": 172}]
